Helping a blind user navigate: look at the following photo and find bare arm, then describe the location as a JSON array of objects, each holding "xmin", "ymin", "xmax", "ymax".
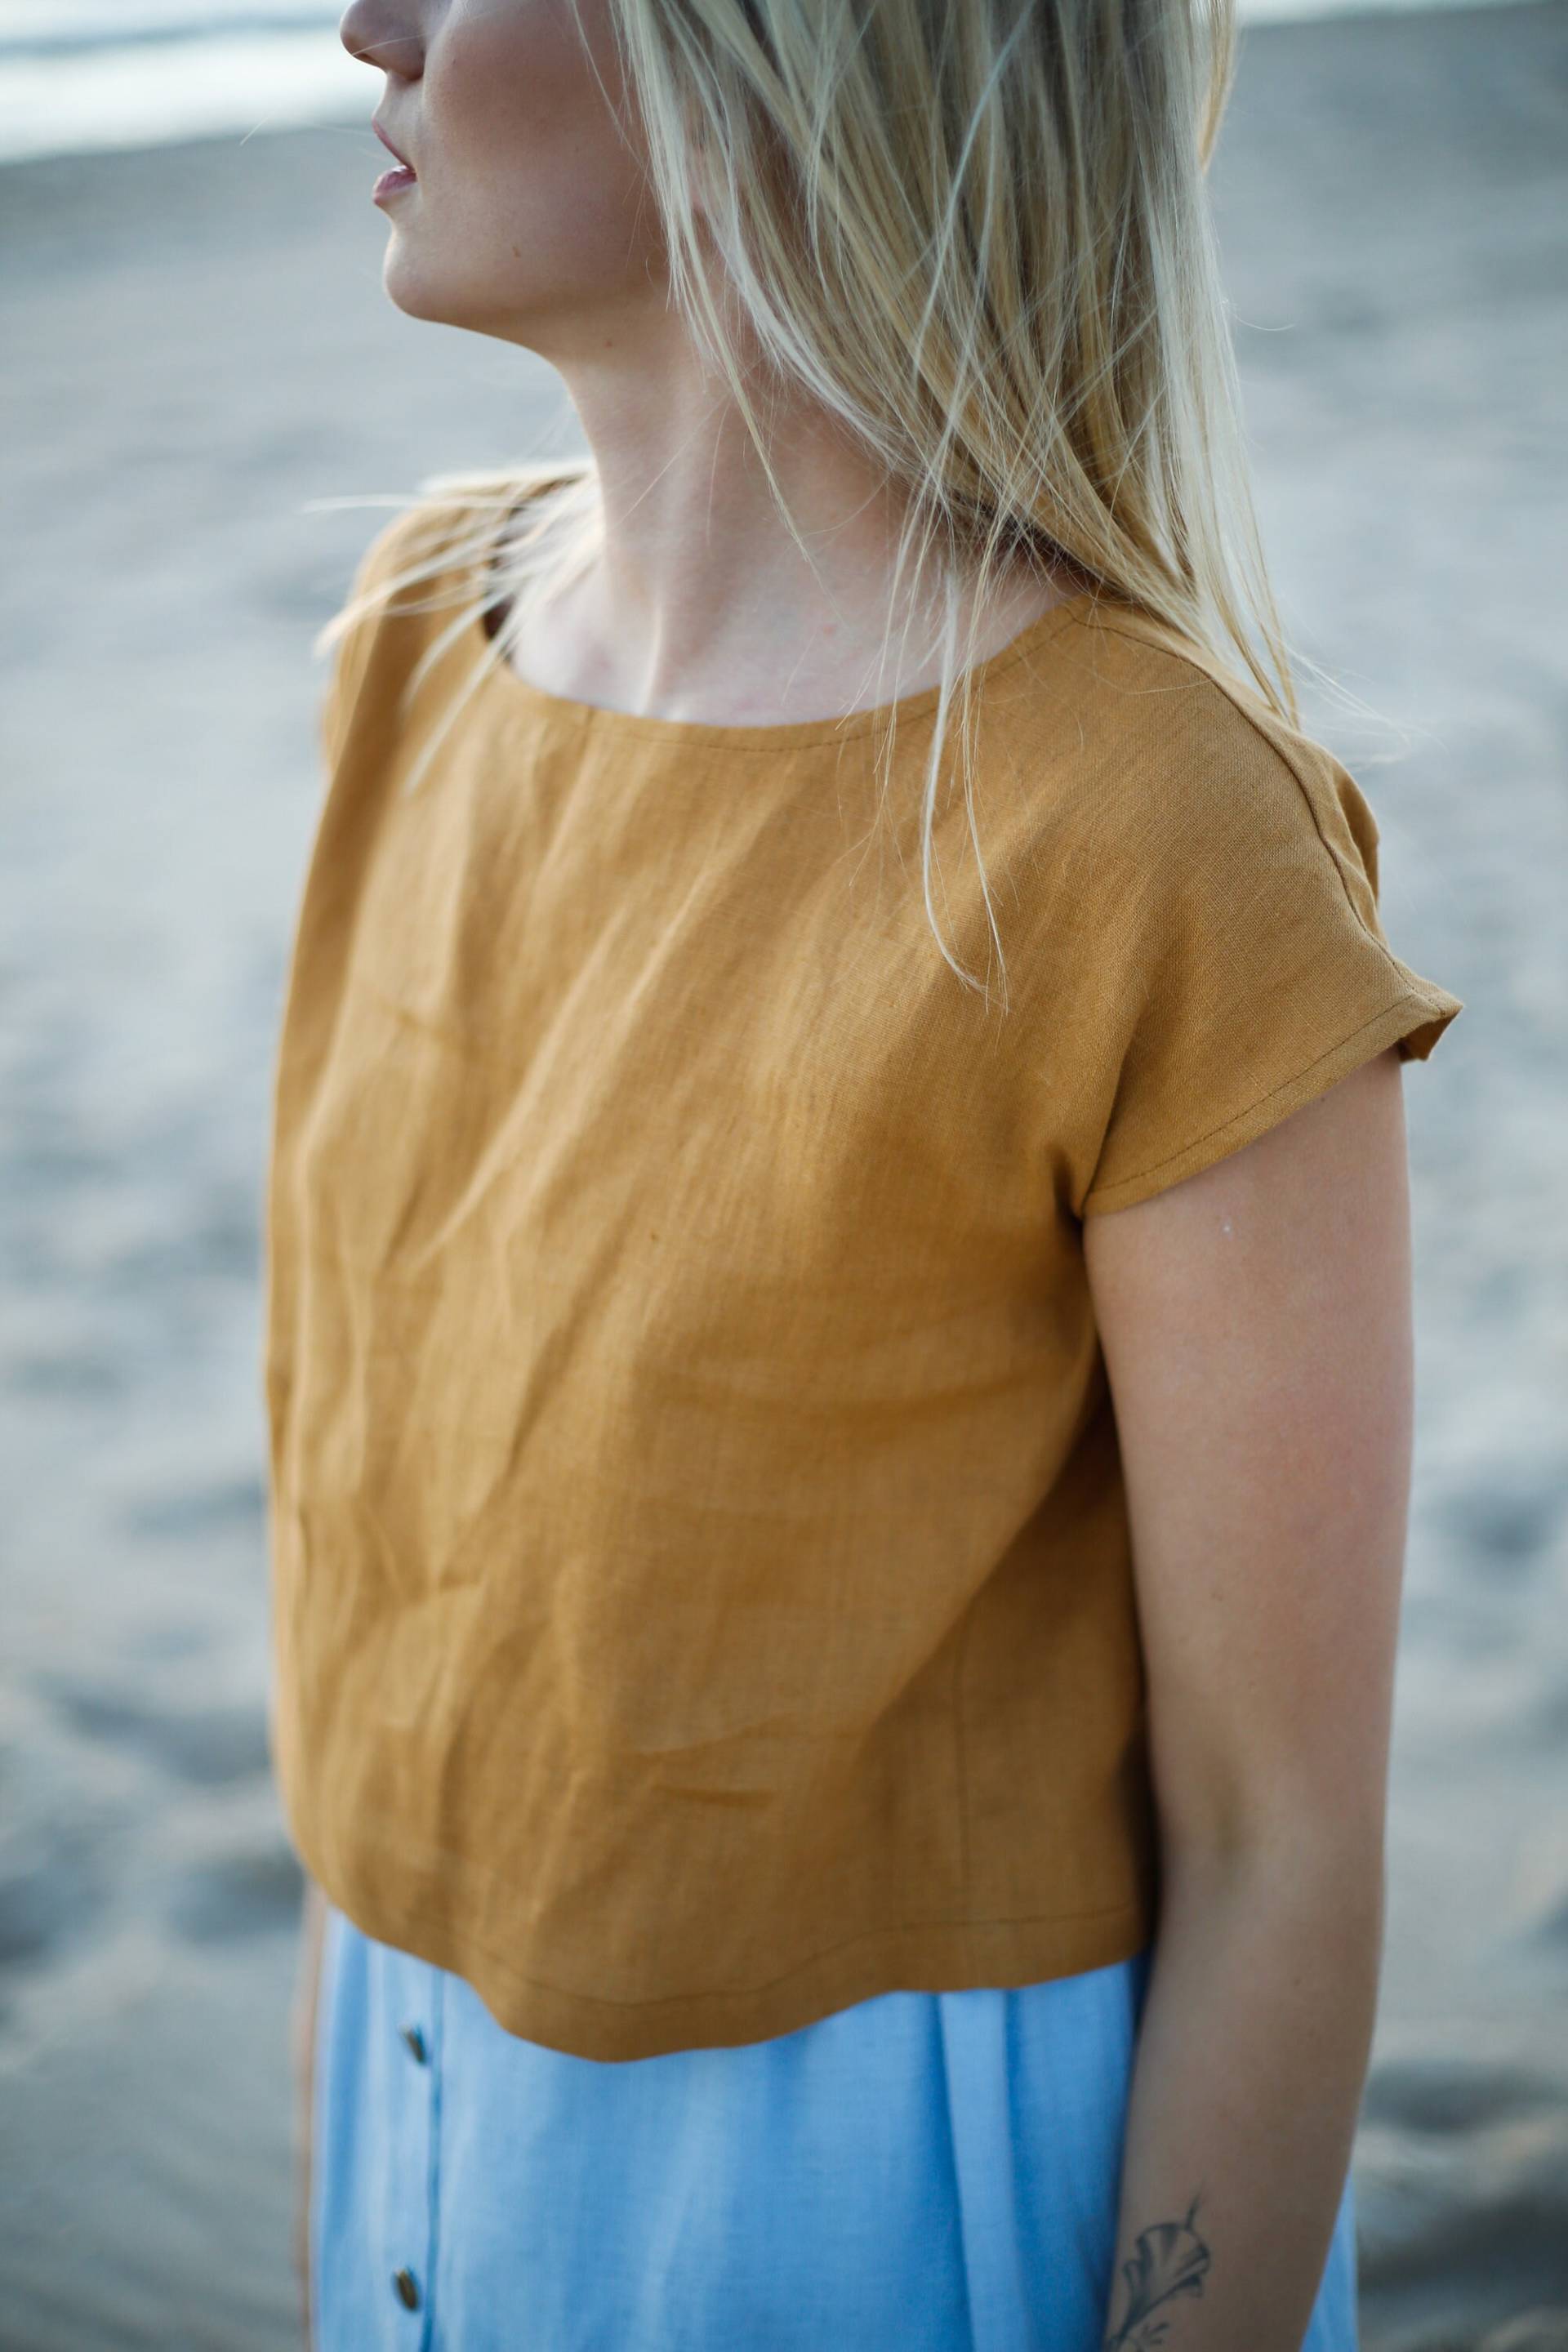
[
  {"xmin": 1083, "ymin": 1045, "xmax": 1414, "ymax": 2350},
  {"xmin": 290, "ymin": 1872, "xmax": 331, "ymax": 2349}
]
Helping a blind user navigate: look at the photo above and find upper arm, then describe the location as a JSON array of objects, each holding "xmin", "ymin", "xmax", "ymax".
[{"xmin": 1082, "ymin": 1045, "xmax": 1414, "ymax": 1864}]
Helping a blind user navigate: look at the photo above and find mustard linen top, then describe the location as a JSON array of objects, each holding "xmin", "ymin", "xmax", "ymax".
[{"xmin": 263, "ymin": 488, "xmax": 1463, "ymax": 2062}]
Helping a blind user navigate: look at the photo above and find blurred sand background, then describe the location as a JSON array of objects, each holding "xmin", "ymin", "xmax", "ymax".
[{"xmin": 1, "ymin": 3, "xmax": 1566, "ymax": 2345}]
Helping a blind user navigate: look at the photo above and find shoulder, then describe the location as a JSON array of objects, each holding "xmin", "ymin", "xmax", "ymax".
[
  {"xmin": 313, "ymin": 497, "xmax": 467, "ymax": 776},
  {"xmin": 1024, "ymin": 599, "xmax": 1386, "ymax": 926},
  {"xmin": 336, "ymin": 478, "xmax": 500, "ymax": 615},
  {"xmin": 314, "ymin": 462, "xmax": 595, "ymax": 774},
  {"xmin": 340, "ymin": 458, "xmax": 591, "ymax": 609}
]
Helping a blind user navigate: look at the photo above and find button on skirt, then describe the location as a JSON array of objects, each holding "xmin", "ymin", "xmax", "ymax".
[{"xmin": 310, "ymin": 1904, "xmax": 1359, "ymax": 2351}]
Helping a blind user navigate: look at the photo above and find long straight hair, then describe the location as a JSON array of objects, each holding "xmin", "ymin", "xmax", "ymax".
[{"xmin": 314, "ymin": 0, "xmax": 1302, "ymax": 1007}]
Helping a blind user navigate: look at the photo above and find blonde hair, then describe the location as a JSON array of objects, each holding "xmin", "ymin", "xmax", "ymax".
[{"xmin": 314, "ymin": 0, "xmax": 1309, "ymax": 1007}]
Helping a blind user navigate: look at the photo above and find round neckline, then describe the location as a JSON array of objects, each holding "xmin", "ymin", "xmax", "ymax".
[{"xmin": 474, "ymin": 540, "xmax": 1105, "ymax": 754}]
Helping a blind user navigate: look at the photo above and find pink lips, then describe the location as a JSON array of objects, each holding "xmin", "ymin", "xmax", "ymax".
[
  {"xmin": 372, "ymin": 122, "xmax": 416, "ymax": 203},
  {"xmin": 372, "ymin": 118, "xmax": 415, "ymax": 172}
]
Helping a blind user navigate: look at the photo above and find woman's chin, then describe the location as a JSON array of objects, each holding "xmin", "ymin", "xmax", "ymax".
[{"xmin": 378, "ymin": 253, "xmax": 447, "ymax": 326}]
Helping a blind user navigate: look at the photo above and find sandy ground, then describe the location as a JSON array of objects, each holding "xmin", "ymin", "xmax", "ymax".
[{"xmin": 1, "ymin": 4, "xmax": 1565, "ymax": 2346}]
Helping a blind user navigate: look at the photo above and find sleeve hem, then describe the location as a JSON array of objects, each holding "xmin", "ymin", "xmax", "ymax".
[{"xmin": 1080, "ymin": 987, "xmax": 1464, "ymax": 1218}]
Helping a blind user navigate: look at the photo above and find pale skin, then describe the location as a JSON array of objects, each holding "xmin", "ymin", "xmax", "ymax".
[
  {"xmin": 1085, "ymin": 1048, "xmax": 1410, "ymax": 2350},
  {"xmin": 300, "ymin": 2, "xmax": 1414, "ymax": 2341}
]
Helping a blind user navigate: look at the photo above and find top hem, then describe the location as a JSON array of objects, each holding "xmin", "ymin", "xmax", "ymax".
[{"xmin": 299, "ymin": 1846, "xmax": 1157, "ymax": 2062}]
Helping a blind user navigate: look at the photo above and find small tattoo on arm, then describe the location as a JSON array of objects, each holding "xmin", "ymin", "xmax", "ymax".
[{"xmin": 1101, "ymin": 2190, "xmax": 1212, "ymax": 2350}]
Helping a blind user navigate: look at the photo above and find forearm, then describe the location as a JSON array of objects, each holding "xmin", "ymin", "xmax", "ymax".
[
  {"xmin": 291, "ymin": 1872, "xmax": 330, "ymax": 2349},
  {"xmin": 1101, "ymin": 1839, "xmax": 1382, "ymax": 2352}
]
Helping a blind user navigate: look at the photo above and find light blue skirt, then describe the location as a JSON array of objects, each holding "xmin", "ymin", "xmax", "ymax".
[{"xmin": 310, "ymin": 1904, "xmax": 1360, "ymax": 2351}]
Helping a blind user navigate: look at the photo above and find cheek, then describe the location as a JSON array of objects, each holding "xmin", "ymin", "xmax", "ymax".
[{"xmin": 430, "ymin": 2, "xmax": 657, "ymax": 277}]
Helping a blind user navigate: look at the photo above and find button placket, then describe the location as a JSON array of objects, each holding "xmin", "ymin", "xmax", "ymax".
[{"xmin": 382, "ymin": 1953, "xmax": 439, "ymax": 2341}]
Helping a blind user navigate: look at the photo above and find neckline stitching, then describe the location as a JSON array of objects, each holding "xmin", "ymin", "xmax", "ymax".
[{"xmin": 471, "ymin": 494, "xmax": 1108, "ymax": 752}]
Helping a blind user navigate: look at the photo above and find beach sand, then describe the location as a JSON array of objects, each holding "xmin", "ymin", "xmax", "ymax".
[{"xmin": 1, "ymin": 3, "xmax": 1565, "ymax": 2345}]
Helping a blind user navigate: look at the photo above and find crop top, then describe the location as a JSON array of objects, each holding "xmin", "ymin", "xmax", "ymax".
[{"xmin": 262, "ymin": 479, "xmax": 1463, "ymax": 2060}]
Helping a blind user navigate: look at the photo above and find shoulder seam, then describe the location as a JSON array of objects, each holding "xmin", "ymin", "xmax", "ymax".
[{"xmin": 1082, "ymin": 616, "xmax": 1419, "ymax": 996}]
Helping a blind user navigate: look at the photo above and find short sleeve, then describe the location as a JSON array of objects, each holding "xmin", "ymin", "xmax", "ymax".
[{"xmin": 1079, "ymin": 728, "xmax": 1464, "ymax": 1218}]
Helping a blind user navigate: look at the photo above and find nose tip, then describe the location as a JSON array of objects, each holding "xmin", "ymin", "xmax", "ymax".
[{"xmin": 337, "ymin": 5, "xmax": 420, "ymax": 71}]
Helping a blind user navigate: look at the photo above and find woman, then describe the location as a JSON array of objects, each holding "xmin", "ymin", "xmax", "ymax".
[{"xmin": 266, "ymin": 1, "xmax": 1464, "ymax": 2346}]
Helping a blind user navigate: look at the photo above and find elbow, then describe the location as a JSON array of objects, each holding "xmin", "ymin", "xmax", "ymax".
[
  {"xmin": 1156, "ymin": 1802, "xmax": 1389, "ymax": 1933},
  {"xmin": 1155, "ymin": 1774, "xmax": 1389, "ymax": 1893}
]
